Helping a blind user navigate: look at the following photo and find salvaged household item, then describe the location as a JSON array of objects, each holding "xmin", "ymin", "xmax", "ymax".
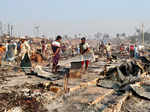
[
  {"xmin": 97, "ymin": 60, "xmax": 142, "ymax": 90},
  {"xmin": 71, "ymin": 61, "xmax": 82, "ymax": 69}
]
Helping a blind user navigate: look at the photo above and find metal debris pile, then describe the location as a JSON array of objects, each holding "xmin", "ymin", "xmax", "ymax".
[
  {"xmin": 94, "ymin": 56, "xmax": 150, "ymax": 112},
  {"xmin": 97, "ymin": 60, "xmax": 142, "ymax": 90}
]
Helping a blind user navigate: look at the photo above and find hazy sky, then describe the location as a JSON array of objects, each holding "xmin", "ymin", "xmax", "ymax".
[{"xmin": 0, "ymin": 0, "xmax": 150, "ymax": 36}]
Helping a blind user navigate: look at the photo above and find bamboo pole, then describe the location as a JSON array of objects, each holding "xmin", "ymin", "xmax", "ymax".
[
  {"xmin": 102, "ymin": 92, "xmax": 131, "ymax": 112},
  {"xmin": 89, "ymin": 90, "xmax": 115, "ymax": 105}
]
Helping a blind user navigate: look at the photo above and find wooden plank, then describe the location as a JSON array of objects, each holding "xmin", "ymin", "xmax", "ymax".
[
  {"xmin": 112, "ymin": 93, "xmax": 131, "ymax": 112},
  {"xmin": 69, "ymin": 78, "xmax": 99, "ymax": 92},
  {"xmin": 136, "ymin": 61, "xmax": 145, "ymax": 72},
  {"xmin": 89, "ymin": 90, "xmax": 115, "ymax": 105},
  {"xmin": 102, "ymin": 92, "xmax": 130, "ymax": 112}
]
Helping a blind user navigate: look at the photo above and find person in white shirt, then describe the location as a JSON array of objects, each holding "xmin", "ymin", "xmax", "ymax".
[
  {"xmin": 51, "ymin": 36, "xmax": 62, "ymax": 73},
  {"xmin": 105, "ymin": 43, "xmax": 112, "ymax": 62},
  {"xmin": 79, "ymin": 37, "xmax": 90, "ymax": 71}
]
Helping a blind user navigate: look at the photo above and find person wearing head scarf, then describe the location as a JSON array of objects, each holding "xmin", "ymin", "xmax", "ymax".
[
  {"xmin": 19, "ymin": 39, "xmax": 31, "ymax": 59},
  {"xmin": 19, "ymin": 39, "xmax": 32, "ymax": 71}
]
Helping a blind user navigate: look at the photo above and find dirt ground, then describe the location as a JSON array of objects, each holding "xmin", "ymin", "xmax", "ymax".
[{"xmin": 1, "ymin": 55, "xmax": 150, "ymax": 112}]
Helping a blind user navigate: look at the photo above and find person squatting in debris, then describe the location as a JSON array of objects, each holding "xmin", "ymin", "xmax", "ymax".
[
  {"xmin": 105, "ymin": 43, "xmax": 112, "ymax": 63},
  {"xmin": 51, "ymin": 35, "xmax": 62, "ymax": 73},
  {"xmin": 79, "ymin": 37, "xmax": 90, "ymax": 72}
]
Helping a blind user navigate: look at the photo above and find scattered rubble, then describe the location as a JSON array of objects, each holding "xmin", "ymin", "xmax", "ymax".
[{"xmin": 1, "ymin": 39, "xmax": 150, "ymax": 112}]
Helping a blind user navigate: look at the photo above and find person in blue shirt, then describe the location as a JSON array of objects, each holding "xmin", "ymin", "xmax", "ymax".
[{"xmin": 134, "ymin": 45, "xmax": 139, "ymax": 58}]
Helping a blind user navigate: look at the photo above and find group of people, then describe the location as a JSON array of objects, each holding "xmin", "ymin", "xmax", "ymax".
[
  {"xmin": 3, "ymin": 39, "xmax": 31, "ymax": 68},
  {"xmin": 51, "ymin": 36, "xmax": 92, "ymax": 73},
  {"xmin": 0, "ymin": 38, "xmax": 49, "ymax": 70},
  {"xmin": 119, "ymin": 43, "xmax": 145, "ymax": 59},
  {"xmin": 51, "ymin": 37, "xmax": 146, "ymax": 74},
  {"xmin": 2, "ymin": 35, "xmax": 139, "ymax": 74},
  {"xmin": 0, "ymin": 38, "xmax": 32, "ymax": 73},
  {"xmin": 99, "ymin": 42, "xmax": 112, "ymax": 62},
  {"xmin": 129, "ymin": 44, "xmax": 144, "ymax": 59}
]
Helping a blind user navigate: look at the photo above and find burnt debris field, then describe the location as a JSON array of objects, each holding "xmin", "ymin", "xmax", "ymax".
[{"xmin": 1, "ymin": 54, "xmax": 150, "ymax": 112}]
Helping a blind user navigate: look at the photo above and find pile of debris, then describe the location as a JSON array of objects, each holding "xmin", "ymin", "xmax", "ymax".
[
  {"xmin": 95, "ymin": 56, "xmax": 150, "ymax": 111},
  {"xmin": 97, "ymin": 59, "xmax": 142, "ymax": 90},
  {"xmin": 0, "ymin": 91, "xmax": 47, "ymax": 112},
  {"xmin": 0, "ymin": 80, "xmax": 64, "ymax": 112}
]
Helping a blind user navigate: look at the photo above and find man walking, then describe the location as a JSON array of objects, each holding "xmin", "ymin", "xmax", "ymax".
[
  {"xmin": 51, "ymin": 35, "xmax": 62, "ymax": 73},
  {"xmin": 106, "ymin": 43, "xmax": 112, "ymax": 63},
  {"xmin": 79, "ymin": 37, "xmax": 90, "ymax": 72}
]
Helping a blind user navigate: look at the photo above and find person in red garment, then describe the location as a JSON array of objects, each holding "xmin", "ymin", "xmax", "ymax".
[
  {"xmin": 130, "ymin": 44, "xmax": 134, "ymax": 58},
  {"xmin": 51, "ymin": 36, "xmax": 62, "ymax": 73},
  {"xmin": 79, "ymin": 37, "xmax": 90, "ymax": 72}
]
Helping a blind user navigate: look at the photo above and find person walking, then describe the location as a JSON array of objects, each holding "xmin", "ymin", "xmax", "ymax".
[
  {"xmin": 106, "ymin": 43, "xmax": 112, "ymax": 63},
  {"xmin": 129, "ymin": 44, "xmax": 134, "ymax": 58},
  {"xmin": 19, "ymin": 39, "xmax": 32, "ymax": 72},
  {"xmin": 5, "ymin": 40, "xmax": 16, "ymax": 63},
  {"xmin": 79, "ymin": 37, "xmax": 90, "ymax": 72},
  {"xmin": 51, "ymin": 35, "xmax": 62, "ymax": 73},
  {"xmin": 134, "ymin": 45, "xmax": 139, "ymax": 58}
]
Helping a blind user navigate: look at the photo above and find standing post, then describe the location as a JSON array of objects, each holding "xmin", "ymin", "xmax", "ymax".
[
  {"xmin": 35, "ymin": 26, "xmax": 40, "ymax": 37},
  {"xmin": 104, "ymin": 64, "xmax": 107, "ymax": 76},
  {"xmin": 10, "ymin": 25, "xmax": 13, "ymax": 38},
  {"xmin": 8, "ymin": 24, "xmax": 10, "ymax": 36},
  {"xmin": 64, "ymin": 69, "xmax": 70, "ymax": 93},
  {"xmin": 0, "ymin": 21, "xmax": 3, "ymax": 36},
  {"xmin": 142, "ymin": 24, "xmax": 144, "ymax": 45}
]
